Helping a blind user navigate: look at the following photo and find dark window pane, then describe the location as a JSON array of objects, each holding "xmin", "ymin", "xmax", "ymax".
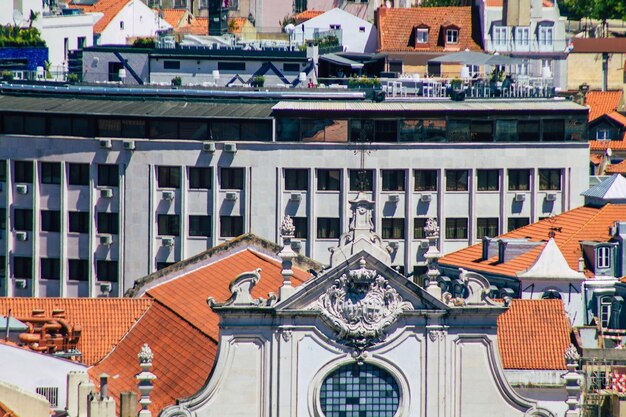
[
  {"xmin": 14, "ymin": 209, "xmax": 33, "ymax": 231},
  {"xmin": 374, "ymin": 120, "xmax": 397, "ymax": 142},
  {"xmin": 3, "ymin": 114, "xmax": 24, "ymax": 134},
  {"xmin": 121, "ymin": 119, "xmax": 145, "ymax": 138},
  {"xmin": 317, "ymin": 217, "xmax": 340, "ymax": 239},
  {"xmin": 477, "ymin": 217, "xmax": 499, "ymax": 239},
  {"xmin": 157, "ymin": 262, "xmax": 175, "ymax": 270},
  {"xmin": 0, "ymin": 208, "xmax": 6, "ymax": 230},
  {"xmin": 69, "ymin": 211, "xmax": 89, "ymax": 233},
  {"xmin": 41, "ymin": 210, "xmax": 61, "ymax": 232},
  {"xmin": 96, "ymin": 260, "xmax": 118, "ymax": 282},
  {"xmin": 217, "ymin": 62, "xmax": 245, "ymax": 71},
  {"xmin": 400, "ymin": 119, "xmax": 447, "ymax": 142},
  {"xmin": 349, "ymin": 169, "xmax": 373, "ymax": 191},
  {"xmin": 98, "ymin": 164, "xmax": 119, "ymax": 187},
  {"xmin": 446, "ymin": 170, "xmax": 468, "ymax": 191},
  {"xmin": 0, "ymin": 160, "xmax": 6, "ymax": 182},
  {"xmin": 539, "ymin": 169, "xmax": 561, "ymax": 190},
  {"xmin": 382, "ymin": 170, "xmax": 405, "ymax": 191},
  {"xmin": 220, "ymin": 168, "xmax": 244, "ymax": 190},
  {"xmin": 50, "ymin": 117, "xmax": 72, "ymax": 136},
  {"xmin": 163, "ymin": 60, "xmax": 180, "ymax": 70},
  {"xmin": 508, "ymin": 169, "xmax": 530, "ymax": 191},
  {"xmin": 41, "ymin": 258, "xmax": 60, "ymax": 280},
  {"xmin": 240, "ymin": 121, "xmax": 272, "ymax": 141},
  {"xmin": 445, "ymin": 218, "xmax": 468, "ymax": 239},
  {"xmin": 158, "ymin": 214, "xmax": 180, "ymax": 236},
  {"xmin": 157, "ymin": 166, "xmax": 181, "ymax": 188},
  {"xmin": 189, "ymin": 167, "xmax": 211, "ymax": 189},
  {"xmin": 293, "ymin": 217, "xmax": 308, "ymax": 239},
  {"xmin": 470, "ymin": 121, "xmax": 493, "ymax": 142},
  {"xmin": 382, "ymin": 218, "xmax": 405, "ymax": 239},
  {"xmin": 276, "ymin": 118, "xmax": 300, "ymax": 142},
  {"xmin": 41, "ymin": 162, "xmax": 61, "ymax": 185},
  {"xmin": 477, "ymin": 170, "xmax": 499, "ymax": 191},
  {"xmin": 285, "ymin": 169, "xmax": 308, "ymax": 191},
  {"xmin": 349, "ymin": 119, "xmax": 374, "ymax": 142},
  {"xmin": 508, "ymin": 217, "xmax": 530, "ymax": 232},
  {"xmin": 97, "ymin": 119, "xmax": 122, "ymax": 137},
  {"xmin": 414, "ymin": 170, "xmax": 437, "ymax": 191},
  {"xmin": 97, "ymin": 212, "xmax": 119, "ymax": 234},
  {"xmin": 189, "ymin": 215, "xmax": 211, "ymax": 237},
  {"xmin": 414, "ymin": 218, "xmax": 435, "ymax": 239},
  {"xmin": 14, "ymin": 256, "xmax": 32, "ymax": 278},
  {"xmin": 14, "ymin": 161, "xmax": 33, "ymax": 183},
  {"xmin": 220, "ymin": 216, "xmax": 243, "ymax": 237},
  {"xmin": 69, "ymin": 163, "xmax": 90, "ymax": 186},
  {"xmin": 211, "ymin": 121, "xmax": 240, "ymax": 141},
  {"xmin": 317, "ymin": 169, "xmax": 341, "ymax": 191},
  {"xmin": 542, "ymin": 119, "xmax": 565, "ymax": 141},
  {"xmin": 68, "ymin": 259, "xmax": 88, "ymax": 281},
  {"xmin": 518, "ymin": 120, "xmax": 540, "ymax": 141},
  {"xmin": 180, "ymin": 121, "xmax": 207, "ymax": 141},
  {"xmin": 150, "ymin": 120, "xmax": 178, "ymax": 139},
  {"xmin": 23, "ymin": 116, "xmax": 46, "ymax": 135}
]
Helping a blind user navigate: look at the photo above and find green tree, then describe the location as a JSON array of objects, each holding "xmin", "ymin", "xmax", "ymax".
[{"xmin": 419, "ymin": 0, "xmax": 470, "ymax": 6}]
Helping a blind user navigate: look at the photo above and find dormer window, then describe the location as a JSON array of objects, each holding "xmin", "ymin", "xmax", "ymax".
[
  {"xmin": 493, "ymin": 25, "xmax": 507, "ymax": 48},
  {"xmin": 596, "ymin": 129, "xmax": 610, "ymax": 140},
  {"xmin": 446, "ymin": 29, "xmax": 458, "ymax": 44},
  {"xmin": 597, "ymin": 246, "xmax": 612, "ymax": 269},
  {"xmin": 416, "ymin": 28, "xmax": 428, "ymax": 44}
]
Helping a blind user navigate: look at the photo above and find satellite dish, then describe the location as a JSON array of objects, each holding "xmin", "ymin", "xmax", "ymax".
[
  {"xmin": 12, "ymin": 10, "xmax": 24, "ymax": 25},
  {"xmin": 285, "ymin": 23, "xmax": 295, "ymax": 34},
  {"xmin": 606, "ymin": 148, "xmax": 613, "ymax": 157}
]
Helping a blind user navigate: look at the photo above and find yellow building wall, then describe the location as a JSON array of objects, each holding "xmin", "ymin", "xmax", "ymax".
[{"xmin": 568, "ymin": 53, "xmax": 626, "ymax": 94}]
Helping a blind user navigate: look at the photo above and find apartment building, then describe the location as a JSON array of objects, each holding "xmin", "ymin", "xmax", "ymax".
[{"xmin": 0, "ymin": 84, "xmax": 589, "ymax": 297}]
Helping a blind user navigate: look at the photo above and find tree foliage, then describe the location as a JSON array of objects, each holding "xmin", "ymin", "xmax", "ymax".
[
  {"xmin": 560, "ymin": 0, "xmax": 626, "ymax": 22},
  {"xmin": 419, "ymin": 0, "xmax": 471, "ymax": 6},
  {"xmin": 0, "ymin": 25, "xmax": 45, "ymax": 47}
]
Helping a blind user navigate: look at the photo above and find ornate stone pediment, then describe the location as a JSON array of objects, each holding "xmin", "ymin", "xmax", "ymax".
[{"xmin": 310, "ymin": 258, "xmax": 413, "ymax": 351}]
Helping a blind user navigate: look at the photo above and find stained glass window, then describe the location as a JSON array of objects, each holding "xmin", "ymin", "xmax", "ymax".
[{"xmin": 320, "ymin": 363, "xmax": 400, "ymax": 417}]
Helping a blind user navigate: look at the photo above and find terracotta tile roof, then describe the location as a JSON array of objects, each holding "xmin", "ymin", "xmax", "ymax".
[
  {"xmin": 607, "ymin": 111, "xmax": 626, "ymax": 126},
  {"xmin": 440, "ymin": 204, "xmax": 626, "ymax": 278},
  {"xmin": 572, "ymin": 38, "xmax": 626, "ymax": 54},
  {"xmin": 146, "ymin": 248, "xmax": 310, "ymax": 340},
  {"xmin": 295, "ymin": 9, "xmax": 324, "ymax": 24},
  {"xmin": 589, "ymin": 139, "xmax": 626, "ymax": 151},
  {"xmin": 0, "ymin": 401, "xmax": 16, "ymax": 417},
  {"xmin": 497, "ymin": 299, "xmax": 570, "ymax": 370},
  {"xmin": 585, "ymin": 90, "xmax": 623, "ymax": 121},
  {"xmin": 89, "ymin": 301, "xmax": 215, "ymax": 416},
  {"xmin": 605, "ymin": 160, "xmax": 626, "ymax": 174},
  {"xmin": 376, "ymin": 7, "xmax": 482, "ymax": 52},
  {"xmin": 590, "ymin": 153, "xmax": 603, "ymax": 165},
  {"xmin": 161, "ymin": 8, "xmax": 187, "ymax": 28},
  {"xmin": 69, "ymin": 0, "xmax": 131, "ymax": 34},
  {"xmin": 0, "ymin": 298, "xmax": 152, "ymax": 365},
  {"xmin": 179, "ymin": 16, "xmax": 208, "ymax": 35}
]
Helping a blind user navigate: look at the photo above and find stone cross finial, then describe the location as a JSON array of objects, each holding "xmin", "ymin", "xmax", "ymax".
[{"xmin": 136, "ymin": 343, "xmax": 156, "ymax": 417}]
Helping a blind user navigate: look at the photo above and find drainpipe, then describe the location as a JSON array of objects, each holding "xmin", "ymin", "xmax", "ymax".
[{"xmin": 602, "ymin": 53, "xmax": 608, "ymax": 92}]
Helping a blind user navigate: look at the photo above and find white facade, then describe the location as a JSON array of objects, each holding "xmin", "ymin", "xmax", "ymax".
[
  {"xmin": 0, "ymin": 343, "xmax": 87, "ymax": 411},
  {"xmin": 295, "ymin": 8, "xmax": 378, "ymax": 53},
  {"xmin": 96, "ymin": 0, "xmax": 171, "ymax": 46},
  {"xmin": 0, "ymin": 0, "xmax": 41, "ymax": 25}
]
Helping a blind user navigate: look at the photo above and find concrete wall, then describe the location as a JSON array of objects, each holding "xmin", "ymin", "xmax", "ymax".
[
  {"xmin": 82, "ymin": 50, "xmax": 150, "ymax": 84},
  {"xmin": 567, "ymin": 52, "xmax": 626, "ymax": 93},
  {"xmin": 0, "ymin": 380, "xmax": 50, "ymax": 417}
]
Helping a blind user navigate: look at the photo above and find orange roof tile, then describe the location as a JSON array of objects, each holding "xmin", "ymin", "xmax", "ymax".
[
  {"xmin": 0, "ymin": 298, "xmax": 151, "ymax": 365},
  {"xmin": 497, "ymin": 299, "xmax": 570, "ymax": 370},
  {"xmin": 440, "ymin": 204, "xmax": 626, "ymax": 278},
  {"xmin": 590, "ymin": 153, "xmax": 603, "ymax": 165},
  {"xmin": 69, "ymin": 0, "xmax": 131, "ymax": 34},
  {"xmin": 228, "ymin": 17, "xmax": 248, "ymax": 34},
  {"xmin": 89, "ymin": 301, "xmax": 215, "ymax": 416},
  {"xmin": 589, "ymin": 139, "xmax": 626, "ymax": 151},
  {"xmin": 146, "ymin": 249, "xmax": 310, "ymax": 340},
  {"xmin": 607, "ymin": 111, "xmax": 626, "ymax": 127},
  {"xmin": 376, "ymin": 7, "xmax": 482, "ymax": 52},
  {"xmin": 161, "ymin": 8, "xmax": 187, "ymax": 28},
  {"xmin": 295, "ymin": 9, "xmax": 324, "ymax": 24},
  {"xmin": 179, "ymin": 16, "xmax": 208, "ymax": 35},
  {"xmin": 585, "ymin": 90, "xmax": 624, "ymax": 121},
  {"xmin": 605, "ymin": 160, "xmax": 626, "ymax": 174},
  {"xmin": 0, "ymin": 401, "xmax": 17, "ymax": 417}
]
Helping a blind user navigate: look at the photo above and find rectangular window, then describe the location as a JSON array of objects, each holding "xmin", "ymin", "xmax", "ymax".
[
  {"xmin": 414, "ymin": 170, "xmax": 437, "ymax": 191},
  {"xmin": 508, "ymin": 169, "xmax": 530, "ymax": 191},
  {"xmin": 69, "ymin": 163, "xmax": 89, "ymax": 186},
  {"xmin": 542, "ymin": 120, "xmax": 565, "ymax": 141},
  {"xmin": 596, "ymin": 129, "xmax": 610, "ymax": 140},
  {"xmin": 317, "ymin": 217, "xmax": 340, "ymax": 239},
  {"xmin": 470, "ymin": 121, "xmax": 493, "ymax": 142},
  {"xmin": 493, "ymin": 26, "xmax": 507, "ymax": 47},
  {"xmin": 0, "ymin": 160, "xmax": 6, "ymax": 182},
  {"xmin": 477, "ymin": 169, "xmax": 499, "ymax": 191},
  {"xmin": 539, "ymin": 26, "xmax": 553, "ymax": 46},
  {"xmin": 283, "ymin": 63, "xmax": 300, "ymax": 72},
  {"xmin": 68, "ymin": 259, "xmax": 88, "ymax": 281},
  {"xmin": 108, "ymin": 62, "xmax": 123, "ymax": 82},
  {"xmin": 515, "ymin": 27, "xmax": 529, "ymax": 46},
  {"xmin": 374, "ymin": 120, "xmax": 398, "ymax": 142},
  {"xmin": 539, "ymin": 169, "xmax": 561, "ymax": 191},
  {"xmin": 14, "ymin": 256, "xmax": 32, "ymax": 279},
  {"xmin": 96, "ymin": 260, "xmax": 118, "ymax": 282},
  {"xmin": 349, "ymin": 169, "xmax": 373, "ymax": 191},
  {"xmin": 14, "ymin": 161, "xmax": 33, "ymax": 183},
  {"xmin": 97, "ymin": 212, "xmax": 119, "ymax": 234},
  {"xmin": 220, "ymin": 168, "xmax": 244, "ymax": 190},
  {"xmin": 149, "ymin": 120, "xmax": 178, "ymax": 139},
  {"xmin": 0, "ymin": 208, "xmax": 5, "ymax": 230},
  {"xmin": 317, "ymin": 169, "xmax": 341, "ymax": 191},
  {"xmin": 600, "ymin": 297, "xmax": 612, "ymax": 328},
  {"xmin": 382, "ymin": 170, "xmax": 405, "ymax": 191},
  {"xmin": 69, "ymin": 211, "xmax": 89, "ymax": 233},
  {"xmin": 446, "ymin": 170, "xmax": 468, "ymax": 191},
  {"xmin": 179, "ymin": 121, "xmax": 207, "ymax": 140},
  {"xmin": 413, "ymin": 218, "xmax": 433, "ymax": 239},
  {"xmin": 382, "ymin": 218, "xmax": 405, "ymax": 239},
  {"xmin": 285, "ymin": 169, "xmax": 309, "ymax": 191},
  {"xmin": 189, "ymin": 167, "xmax": 211, "ymax": 189},
  {"xmin": 445, "ymin": 218, "xmax": 468, "ymax": 240},
  {"xmin": 41, "ymin": 210, "xmax": 61, "ymax": 232},
  {"xmin": 158, "ymin": 214, "xmax": 180, "ymax": 236},
  {"xmin": 78, "ymin": 36, "xmax": 86, "ymax": 49},
  {"xmin": 477, "ymin": 218, "xmax": 499, "ymax": 239},
  {"xmin": 416, "ymin": 28, "xmax": 428, "ymax": 43},
  {"xmin": 446, "ymin": 29, "xmax": 458, "ymax": 43},
  {"xmin": 157, "ymin": 166, "xmax": 181, "ymax": 189},
  {"xmin": 41, "ymin": 162, "xmax": 61, "ymax": 185},
  {"xmin": 597, "ymin": 247, "xmax": 612, "ymax": 269},
  {"xmin": 293, "ymin": 217, "xmax": 308, "ymax": 239},
  {"xmin": 220, "ymin": 215, "xmax": 243, "ymax": 237},
  {"xmin": 189, "ymin": 215, "xmax": 211, "ymax": 237},
  {"xmin": 35, "ymin": 387, "xmax": 58, "ymax": 408},
  {"xmin": 40, "ymin": 258, "xmax": 60, "ymax": 280},
  {"xmin": 14, "ymin": 209, "xmax": 33, "ymax": 231},
  {"xmin": 217, "ymin": 62, "xmax": 246, "ymax": 71},
  {"xmin": 518, "ymin": 121, "xmax": 540, "ymax": 141},
  {"xmin": 97, "ymin": 164, "xmax": 119, "ymax": 187},
  {"xmin": 508, "ymin": 217, "xmax": 530, "ymax": 231},
  {"xmin": 163, "ymin": 60, "xmax": 181, "ymax": 70}
]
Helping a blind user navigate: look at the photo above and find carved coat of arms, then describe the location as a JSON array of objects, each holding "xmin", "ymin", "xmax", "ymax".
[{"xmin": 312, "ymin": 258, "xmax": 413, "ymax": 351}]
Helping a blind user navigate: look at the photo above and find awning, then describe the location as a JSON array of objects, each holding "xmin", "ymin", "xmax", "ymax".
[
  {"xmin": 428, "ymin": 51, "xmax": 526, "ymax": 66},
  {"xmin": 320, "ymin": 53, "xmax": 364, "ymax": 69}
]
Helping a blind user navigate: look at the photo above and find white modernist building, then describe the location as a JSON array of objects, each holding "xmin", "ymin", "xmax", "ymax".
[{"xmin": 0, "ymin": 85, "xmax": 589, "ymax": 297}]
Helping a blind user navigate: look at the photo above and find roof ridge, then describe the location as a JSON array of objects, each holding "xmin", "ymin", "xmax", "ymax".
[
  {"xmin": 146, "ymin": 296, "xmax": 219, "ymax": 344},
  {"xmin": 560, "ymin": 204, "xmax": 609, "ymax": 247}
]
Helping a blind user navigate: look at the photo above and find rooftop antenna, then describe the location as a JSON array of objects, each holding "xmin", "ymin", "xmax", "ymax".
[{"xmin": 545, "ymin": 213, "xmax": 562, "ymax": 239}]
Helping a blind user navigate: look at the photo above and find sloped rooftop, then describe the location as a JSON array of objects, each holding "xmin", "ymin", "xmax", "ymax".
[{"xmin": 585, "ymin": 90, "xmax": 623, "ymax": 121}]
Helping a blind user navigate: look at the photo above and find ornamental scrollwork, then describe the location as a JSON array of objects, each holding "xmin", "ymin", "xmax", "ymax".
[{"xmin": 311, "ymin": 258, "xmax": 413, "ymax": 352}]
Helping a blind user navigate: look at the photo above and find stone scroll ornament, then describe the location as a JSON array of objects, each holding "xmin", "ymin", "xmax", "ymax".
[{"xmin": 312, "ymin": 258, "xmax": 413, "ymax": 355}]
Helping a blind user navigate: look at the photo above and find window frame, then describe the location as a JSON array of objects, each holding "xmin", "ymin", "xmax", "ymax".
[
  {"xmin": 285, "ymin": 169, "xmax": 309, "ymax": 191},
  {"xmin": 508, "ymin": 169, "xmax": 530, "ymax": 191},
  {"xmin": 157, "ymin": 214, "xmax": 180, "ymax": 236},
  {"xmin": 157, "ymin": 166, "xmax": 181, "ymax": 189},
  {"xmin": 382, "ymin": 218, "xmax": 405, "ymax": 240},
  {"xmin": 220, "ymin": 167, "xmax": 244, "ymax": 190},
  {"xmin": 188, "ymin": 167, "xmax": 212, "ymax": 190},
  {"xmin": 597, "ymin": 246, "xmax": 612, "ymax": 269},
  {"xmin": 69, "ymin": 211, "xmax": 89, "ymax": 234},
  {"xmin": 414, "ymin": 170, "xmax": 437, "ymax": 192},
  {"xmin": 97, "ymin": 164, "xmax": 119, "ymax": 187},
  {"xmin": 476, "ymin": 169, "xmax": 499, "ymax": 192},
  {"xmin": 445, "ymin": 170, "xmax": 469, "ymax": 192},
  {"xmin": 476, "ymin": 217, "xmax": 499, "ymax": 239},
  {"xmin": 317, "ymin": 169, "xmax": 341, "ymax": 191},
  {"xmin": 97, "ymin": 212, "xmax": 119, "ymax": 235},
  {"xmin": 41, "ymin": 210, "xmax": 61, "ymax": 233},
  {"xmin": 68, "ymin": 163, "xmax": 90, "ymax": 186},
  {"xmin": 317, "ymin": 217, "xmax": 340, "ymax": 239},
  {"xmin": 446, "ymin": 28, "xmax": 459, "ymax": 44},
  {"xmin": 381, "ymin": 170, "xmax": 405, "ymax": 192},
  {"xmin": 416, "ymin": 28, "xmax": 428, "ymax": 44},
  {"xmin": 539, "ymin": 168, "xmax": 561, "ymax": 191},
  {"xmin": 188, "ymin": 215, "xmax": 211, "ymax": 237},
  {"xmin": 41, "ymin": 162, "xmax": 61, "ymax": 185},
  {"xmin": 445, "ymin": 217, "xmax": 468, "ymax": 240},
  {"xmin": 220, "ymin": 215, "xmax": 244, "ymax": 238},
  {"xmin": 40, "ymin": 258, "xmax": 61, "ymax": 280}
]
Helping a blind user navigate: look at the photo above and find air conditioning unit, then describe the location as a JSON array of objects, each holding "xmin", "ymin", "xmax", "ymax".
[
  {"xmin": 224, "ymin": 143, "xmax": 237, "ymax": 153},
  {"xmin": 420, "ymin": 194, "xmax": 432, "ymax": 203},
  {"xmin": 99, "ymin": 282, "xmax": 112, "ymax": 293},
  {"xmin": 99, "ymin": 234, "xmax": 112, "ymax": 246},
  {"xmin": 16, "ymin": 184, "xmax": 28, "ymax": 195},
  {"xmin": 291, "ymin": 240, "xmax": 302, "ymax": 250},
  {"xmin": 514, "ymin": 193, "xmax": 526, "ymax": 202},
  {"xmin": 546, "ymin": 193, "xmax": 557, "ymax": 202},
  {"xmin": 202, "ymin": 142, "xmax": 216, "ymax": 153},
  {"xmin": 15, "ymin": 231, "xmax": 28, "ymax": 241},
  {"xmin": 419, "ymin": 240, "xmax": 430, "ymax": 249},
  {"xmin": 161, "ymin": 237, "xmax": 174, "ymax": 247},
  {"xmin": 15, "ymin": 279, "xmax": 27, "ymax": 289},
  {"xmin": 388, "ymin": 241, "xmax": 399, "ymax": 249},
  {"xmin": 388, "ymin": 194, "xmax": 400, "ymax": 203},
  {"xmin": 123, "ymin": 140, "xmax": 135, "ymax": 151},
  {"xmin": 162, "ymin": 191, "xmax": 175, "ymax": 201},
  {"xmin": 290, "ymin": 193, "xmax": 302, "ymax": 201},
  {"xmin": 100, "ymin": 188, "xmax": 113, "ymax": 198},
  {"xmin": 225, "ymin": 192, "xmax": 238, "ymax": 201},
  {"xmin": 99, "ymin": 139, "xmax": 112, "ymax": 149}
]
